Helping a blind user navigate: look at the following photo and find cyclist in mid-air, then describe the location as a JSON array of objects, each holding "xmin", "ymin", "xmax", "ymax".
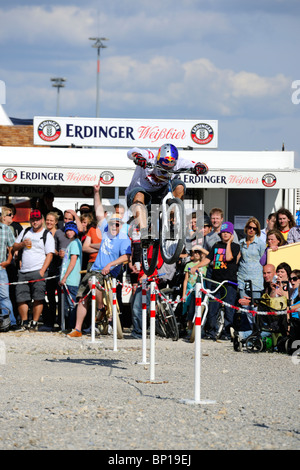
[{"xmin": 125, "ymin": 143, "xmax": 208, "ymax": 241}]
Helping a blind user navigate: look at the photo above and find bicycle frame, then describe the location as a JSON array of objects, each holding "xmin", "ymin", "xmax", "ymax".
[{"xmin": 193, "ymin": 273, "xmax": 231, "ymax": 328}]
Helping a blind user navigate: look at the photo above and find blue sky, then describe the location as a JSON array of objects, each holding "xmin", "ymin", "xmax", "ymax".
[{"xmin": 1, "ymin": 0, "xmax": 300, "ymax": 165}]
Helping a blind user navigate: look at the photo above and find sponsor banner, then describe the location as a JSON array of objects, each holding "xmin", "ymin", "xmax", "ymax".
[
  {"xmin": 0, "ymin": 166, "xmax": 131, "ymax": 187},
  {"xmin": 1, "ymin": 165, "xmax": 299, "ymax": 189},
  {"xmin": 33, "ymin": 117, "xmax": 218, "ymax": 149}
]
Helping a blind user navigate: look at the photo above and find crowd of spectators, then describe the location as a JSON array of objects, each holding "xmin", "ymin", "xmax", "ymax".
[{"xmin": 0, "ymin": 188, "xmax": 299, "ymax": 348}]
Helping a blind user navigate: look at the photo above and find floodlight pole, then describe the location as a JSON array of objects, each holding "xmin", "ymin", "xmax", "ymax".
[
  {"xmin": 50, "ymin": 77, "xmax": 66, "ymax": 116},
  {"xmin": 89, "ymin": 37, "xmax": 108, "ymax": 118}
]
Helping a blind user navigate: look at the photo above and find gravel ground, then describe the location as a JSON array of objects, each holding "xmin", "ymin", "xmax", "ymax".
[{"xmin": 0, "ymin": 328, "xmax": 299, "ymax": 453}]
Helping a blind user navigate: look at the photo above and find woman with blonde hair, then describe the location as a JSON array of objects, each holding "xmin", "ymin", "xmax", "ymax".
[{"xmin": 237, "ymin": 217, "xmax": 266, "ymax": 321}]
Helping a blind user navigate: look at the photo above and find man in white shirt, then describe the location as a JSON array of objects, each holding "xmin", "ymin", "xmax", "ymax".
[{"xmin": 13, "ymin": 209, "xmax": 55, "ymax": 330}]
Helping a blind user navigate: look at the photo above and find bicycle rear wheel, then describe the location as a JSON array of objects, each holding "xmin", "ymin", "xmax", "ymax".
[
  {"xmin": 141, "ymin": 240, "xmax": 160, "ymax": 277},
  {"xmin": 160, "ymin": 197, "xmax": 185, "ymax": 265},
  {"xmin": 155, "ymin": 295, "xmax": 179, "ymax": 341},
  {"xmin": 215, "ymin": 306, "xmax": 225, "ymax": 339}
]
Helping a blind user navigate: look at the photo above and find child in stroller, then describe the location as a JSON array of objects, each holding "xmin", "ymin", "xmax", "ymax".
[{"xmin": 233, "ymin": 280, "xmax": 288, "ymax": 352}]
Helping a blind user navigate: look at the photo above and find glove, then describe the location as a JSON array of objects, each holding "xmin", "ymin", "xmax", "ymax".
[
  {"xmin": 133, "ymin": 154, "xmax": 147, "ymax": 169},
  {"xmin": 193, "ymin": 162, "xmax": 208, "ymax": 176}
]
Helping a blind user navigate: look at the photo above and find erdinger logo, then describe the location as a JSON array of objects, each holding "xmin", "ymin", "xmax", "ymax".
[
  {"xmin": 191, "ymin": 123, "xmax": 214, "ymax": 145},
  {"xmin": 100, "ymin": 171, "xmax": 114, "ymax": 185},
  {"xmin": 38, "ymin": 120, "xmax": 61, "ymax": 142},
  {"xmin": 262, "ymin": 173, "xmax": 277, "ymax": 187},
  {"xmin": 3, "ymin": 168, "xmax": 17, "ymax": 182}
]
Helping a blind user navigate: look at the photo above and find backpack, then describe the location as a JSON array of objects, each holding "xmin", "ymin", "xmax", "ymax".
[{"xmin": 17, "ymin": 227, "xmax": 50, "ymax": 269}]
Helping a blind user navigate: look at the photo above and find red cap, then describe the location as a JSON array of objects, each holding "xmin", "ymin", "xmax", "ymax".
[{"xmin": 30, "ymin": 209, "xmax": 42, "ymax": 220}]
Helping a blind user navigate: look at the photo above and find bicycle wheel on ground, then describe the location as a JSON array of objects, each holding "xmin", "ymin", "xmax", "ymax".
[
  {"xmin": 141, "ymin": 240, "xmax": 160, "ymax": 277},
  {"xmin": 155, "ymin": 295, "xmax": 179, "ymax": 341},
  {"xmin": 160, "ymin": 197, "xmax": 185, "ymax": 265}
]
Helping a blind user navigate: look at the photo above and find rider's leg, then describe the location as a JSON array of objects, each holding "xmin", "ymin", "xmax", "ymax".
[
  {"xmin": 132, "ymin": 192, "xmax": 147, "ymax": 229},
  {"xmin": 172, "ymin": 183, "xmax": 185, "ymax": 200}
]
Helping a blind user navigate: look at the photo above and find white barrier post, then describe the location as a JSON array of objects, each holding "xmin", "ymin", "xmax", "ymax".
[
  {"xmin": 138, "ymin": 279, "xmax": 149, "ymax": 364},
  {"xmin": 90, "ymin": 275, "xmax": 96, "ymax": 343},
  {"xmin": 149, "ymin": 281, "xmax": 156, "ymax": 381},
  {"xmin": 181, "ymin": 280, "xmax": 216, "ymax": 405},
  {"xmin": 61, "ymin": 286, "xmax": 65, "ymax": 331},
  {"xmin": 112, "ymin": 277, "xmax": 118, "ymax": 351}
]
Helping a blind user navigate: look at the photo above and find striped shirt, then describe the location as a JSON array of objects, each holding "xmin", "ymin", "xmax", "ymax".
[{"xmin": 0, "ymin": 222, "xmax": 15, "ymax": 265}]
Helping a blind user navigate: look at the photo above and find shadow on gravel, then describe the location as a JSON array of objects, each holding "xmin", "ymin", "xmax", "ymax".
[{"xmin": 45, "ymin": 357, "xmax": 126, "ymax": 371}]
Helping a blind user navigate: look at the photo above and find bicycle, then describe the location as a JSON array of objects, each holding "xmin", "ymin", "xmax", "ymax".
[
  {"xmin": 189, "ymin": 275, "xmax": 232, "ymax": 343},
  {"xmin": 155, "ymin": 287, "xmax": 179, "ymax": 341},
  {"xmin": 140, "ymin": 164, "xmax": 196, "ymax": 276},
  {"xmin": 96, "ymin": 275, "xmax": 123, "ymax": 339}
]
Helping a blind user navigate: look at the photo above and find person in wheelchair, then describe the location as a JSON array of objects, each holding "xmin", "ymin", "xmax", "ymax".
[{"xmin": 67, "ymin": 213, "xmax": 131, "ymax": 338}]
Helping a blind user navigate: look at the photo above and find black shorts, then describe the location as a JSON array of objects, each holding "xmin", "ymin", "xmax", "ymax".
[
  {"xmin": 16, "ymin": 270, "xmax": 48, "ymax": 303},
  {"xmin": 126, "ymin": 178, "xmax": 186, "ymax": 209}
]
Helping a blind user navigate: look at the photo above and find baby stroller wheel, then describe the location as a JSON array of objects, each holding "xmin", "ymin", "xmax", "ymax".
[
  {"xmin": 246, "ymin": 336, "xmax": 263, "ymax": 353},
  {"xmin": 233, "ymin": 336, "xmax": 242, "ymax": 352},
  {"xmin": 285, "ymin": 337, "xmax": 300, "ymax": 355}
]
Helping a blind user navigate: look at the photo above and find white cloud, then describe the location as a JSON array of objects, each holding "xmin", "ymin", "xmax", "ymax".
[{"xmin": 0, "ymin": 6, "xmax": 94, "ymax": 46}]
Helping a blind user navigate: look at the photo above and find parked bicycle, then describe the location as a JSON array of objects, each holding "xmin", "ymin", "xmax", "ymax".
[
  {"xmin": 155, "ymin": 287, "xmax": 180, "ymax": 341},
  {"xmin": 189, "ymin": 275, "xmax": 232, "ymax": 343}
]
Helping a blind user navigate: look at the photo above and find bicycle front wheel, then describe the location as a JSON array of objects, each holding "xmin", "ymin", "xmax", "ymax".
[
  {"xmin": 141, "ymin": 240, "xmax": 160, "ymax": 277},
  {"xmin": 160, "ymin": 197, "xmax": 185, "ymax": 264},
  {"xmin": 155, "ymin": 295, "xmax": 179, "ymax": 341}
]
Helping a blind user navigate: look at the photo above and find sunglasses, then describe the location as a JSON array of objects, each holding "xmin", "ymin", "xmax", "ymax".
[
  {"xmin": 247, "ymin": 225, "xmax": 258, "ymax": 231},
  {"xmin": 290, "ymin": 276, "xmax": 299, "ymax": 282},
  {"xmin": 5, "ymin": 213, "xmax": 13, "ymax": 217},
  {"xmin": 109, "ymin": 222, "xmax": 120, "ymax": 227}
]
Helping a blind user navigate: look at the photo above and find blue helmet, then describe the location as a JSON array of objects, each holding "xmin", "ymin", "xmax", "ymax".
[{"xmin": 157, "ymin": 143, "xmax": 178, "ymax": 170}]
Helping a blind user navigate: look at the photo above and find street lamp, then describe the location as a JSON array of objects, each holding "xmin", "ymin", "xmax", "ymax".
[
  {"xmin": 50, "ymin": 77, "xmax": 66, "ymax": 116},
  {"xmin": 89, "ymin": 37, "xmax": 108, "ymax": 117}
]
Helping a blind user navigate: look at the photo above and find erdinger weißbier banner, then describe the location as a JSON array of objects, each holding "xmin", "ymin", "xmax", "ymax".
[{"xmin": 33, "ymin": 117, "xmax": 218, "ymax": 149}]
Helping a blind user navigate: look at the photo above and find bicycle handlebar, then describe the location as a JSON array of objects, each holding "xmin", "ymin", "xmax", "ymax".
[{"xmin": 145, "ymin": 162, "xmax": 194, "ymax": 175}]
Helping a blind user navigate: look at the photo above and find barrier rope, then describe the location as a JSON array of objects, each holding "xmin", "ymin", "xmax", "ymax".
[{"xmin": 1, "ymin": 271, "xmax": 291, "ymax": 316}]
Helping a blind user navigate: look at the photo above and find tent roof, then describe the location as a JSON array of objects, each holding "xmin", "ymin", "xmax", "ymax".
[{"xmin": 0, "ymin": 105, "xmax": 13, "ymax": 125}]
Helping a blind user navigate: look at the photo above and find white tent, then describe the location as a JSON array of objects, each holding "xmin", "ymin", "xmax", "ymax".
[{"xmin": 0, "ymin": 104, "xmax": 13, "ymax": 125}]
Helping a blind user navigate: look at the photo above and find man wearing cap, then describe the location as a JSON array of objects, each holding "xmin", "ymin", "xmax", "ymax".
[
  {"xmin": 67, "ymin": 212, "xmax": 131, "ymax": 337},
  {"xmin": 191, "ymin": 221, "xmax": 241, "ymax": 340},
  {"xmin": 13, "ymin": 210, "xmax": 55, "ymax": 330}
]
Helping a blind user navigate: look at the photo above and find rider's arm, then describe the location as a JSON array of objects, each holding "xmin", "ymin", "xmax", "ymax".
[{"xmin": 127, "ymin": 148, "xmax": 145, "ymax": 160}]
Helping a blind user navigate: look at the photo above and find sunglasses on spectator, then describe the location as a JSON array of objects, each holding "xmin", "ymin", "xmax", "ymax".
[
  {"xmin": 109, "ymin": 222, "xmax": 120, "ymax": 227},
  {"xmin": 247, "ymin": 225, "xmax": 258, "ymax": 231},
  {"xmin": 5, "ymin": 213, "xmax": 13, "ymax": 217},
  {"xmin": 290, "ymin": 276, "xmax": 299, "ymax": 282}
]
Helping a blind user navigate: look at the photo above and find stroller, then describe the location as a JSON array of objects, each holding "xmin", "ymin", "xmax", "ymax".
[
  {"xmin": 233, "ymin": 280, "xmax": 288, "ymax": 353},
  {"xmin": 278, "ymin": 305, "xmax": 300, "ymax": 355}
]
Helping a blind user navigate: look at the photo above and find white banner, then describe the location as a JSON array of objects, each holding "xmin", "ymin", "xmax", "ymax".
[
  {"xmin": 33, "ymin": 117, "xmax": 218, "ymax": 149},
  {"xmin": 1, "ymin": 165, "xmax": 299, "ymax": 189}
]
